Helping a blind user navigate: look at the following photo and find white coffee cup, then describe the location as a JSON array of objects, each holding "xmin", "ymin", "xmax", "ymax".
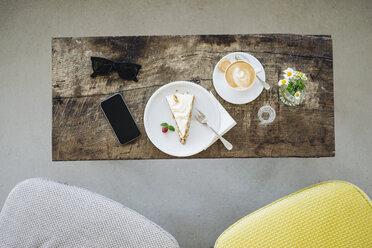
[{"xmin": 219, "ymin": 59, "xmax": 259, "ymax": 91}]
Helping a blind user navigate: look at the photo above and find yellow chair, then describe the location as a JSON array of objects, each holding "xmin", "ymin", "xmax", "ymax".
[{"xmin": 215, "ymin": 181, "xmax": 372, "ymax": 248}]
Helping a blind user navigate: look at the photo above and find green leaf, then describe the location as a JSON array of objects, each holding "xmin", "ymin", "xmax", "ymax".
[
  {"xmin": 298, "ymin": 81, "xmax": 305, "ymax": 91},
  {"xmin": 286, "ymin": 81, "xmax": 295, "ymax": 95},
  {"xmin": 168, "ymin": 125, "xmax": 175, "ymax": 131},
  {"xmin": 160, "ymin": 122, "xmax": 168, "ymax": 127}
]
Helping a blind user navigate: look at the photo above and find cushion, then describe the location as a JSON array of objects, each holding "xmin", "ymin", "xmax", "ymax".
[
  {"xmin": 215, "ymin": 181, "xmax": 372, "ymax": 248},
  {"xmin": 0, "ymin": 178, "xmax": 179, "ymax": 248}
]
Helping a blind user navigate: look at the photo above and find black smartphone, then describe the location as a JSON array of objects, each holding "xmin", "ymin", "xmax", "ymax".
[{"xmin": 100, "ymin": 93, "xmax": 141, "ymax": 145}]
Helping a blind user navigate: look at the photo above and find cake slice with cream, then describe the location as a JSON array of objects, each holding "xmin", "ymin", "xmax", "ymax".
[{"xmin": 166, "ymin": 93, "xmax": 195, "ymax": 144}]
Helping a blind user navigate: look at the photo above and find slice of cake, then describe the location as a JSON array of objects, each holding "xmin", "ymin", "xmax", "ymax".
[{"xmin": 166, "ymin": 93, "xmax": 195, "ymax": 144}]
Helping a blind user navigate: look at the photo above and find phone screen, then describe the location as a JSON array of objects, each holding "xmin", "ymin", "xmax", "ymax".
[{"xmin": 100, "ymin": 93, "xmax": 141, "ymax": 144}]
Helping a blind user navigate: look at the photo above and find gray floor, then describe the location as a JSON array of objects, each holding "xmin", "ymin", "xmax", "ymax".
[{"xmin": 0, "ymin": 0, "xmax": 371, "ymax": 247}]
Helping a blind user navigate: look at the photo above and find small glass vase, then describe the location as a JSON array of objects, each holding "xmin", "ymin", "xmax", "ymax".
[{"xmin": 279, "ymin": 86, "xmax": 306, "ymax": 106}]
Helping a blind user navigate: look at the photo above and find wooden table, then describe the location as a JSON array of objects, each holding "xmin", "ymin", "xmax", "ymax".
[{"xmin": 52, "ymin": 34, "xmax": 334, "ymax": 160}]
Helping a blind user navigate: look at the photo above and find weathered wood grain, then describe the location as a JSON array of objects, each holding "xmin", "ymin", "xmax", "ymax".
[{"xmin": 52, "ymin": 34, "xmax": 334, "ymax": 160}]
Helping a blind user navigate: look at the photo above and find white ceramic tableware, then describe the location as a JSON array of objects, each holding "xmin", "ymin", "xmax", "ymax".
[
  {"xmin": 213, "ymin": 52, "xmax": 266, "ymax": 104},
  {"xmin": 144, "ymin": 81, "xmax": 221, "ymax": 157}
]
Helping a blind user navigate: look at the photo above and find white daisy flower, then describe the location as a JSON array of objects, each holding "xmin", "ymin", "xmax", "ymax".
[
  {"xmin": 295, "ymin": 91, "xmax": 301, "ymax": 99},
  {"xmin": 278, "ymin": 78, "xmax": 288, "ymax": 86},
  {"xmin": 301, "ymin": 74, "xmax": 308, "ymax": 80},
  {"xmin": 283, "ymin": 68, "xmax": 295, "ymax": 78}
]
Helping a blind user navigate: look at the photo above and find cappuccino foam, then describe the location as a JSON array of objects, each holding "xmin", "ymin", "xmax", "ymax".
[{"xmin": 225, "ymin": 61, "xmax": 255, "ymax": 89}]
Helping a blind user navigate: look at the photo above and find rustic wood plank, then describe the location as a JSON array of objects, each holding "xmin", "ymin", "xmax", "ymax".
[{"xmin": 52, "ymin": 34, "xmax": 334, "ymax": 160}]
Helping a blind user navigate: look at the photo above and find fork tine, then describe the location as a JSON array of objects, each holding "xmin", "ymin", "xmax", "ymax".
[
  {"xmin": 195, "ymin": 108, "xmax": 205, "ymax": 118},
  {"xmin": 195, "ymin": 111, "xmax": 202, "ymax": 120},
  {"xmin": 195, "ymin": 108, "xmax": 202, "ymax": 115},
  {"xmin": 193, "ymin": 111, "xmax": 201, "ymax": 120}
]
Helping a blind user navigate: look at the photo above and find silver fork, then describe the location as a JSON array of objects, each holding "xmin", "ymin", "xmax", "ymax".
[{"xmin": 193, "ymin": 108, "xmax": 233, "ymax": 150}]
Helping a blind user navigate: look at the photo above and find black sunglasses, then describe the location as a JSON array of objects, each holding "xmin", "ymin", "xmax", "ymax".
[{"xmin": 90, "ymin": 57, "xmax": 142, "ymax": 82}]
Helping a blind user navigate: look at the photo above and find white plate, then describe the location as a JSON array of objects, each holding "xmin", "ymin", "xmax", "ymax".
[
  {"xmin": 144, "ymin": 81, "xmax": 221, "ymax": 157},
  {"xmin": 213, "ymin": 52, "xmax": 265, "ymax": 104}
]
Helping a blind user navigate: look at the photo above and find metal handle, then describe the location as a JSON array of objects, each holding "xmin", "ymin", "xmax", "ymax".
[
  {"xmin": 218, "ymin": 136, "xmax": 233, "ymax": 150},
  {"xmin": 257, "ymin": 75, "xmax": 270, "ymax": 90},
  {"xmin": 206, "ymin": 123, "xmax": 233, "ymax": 150}
]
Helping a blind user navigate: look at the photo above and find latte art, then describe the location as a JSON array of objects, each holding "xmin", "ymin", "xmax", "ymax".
[
  {"xmin": 232, "ymin": 67, "xmax": 252, "ymax": 88},
  {"xmin": 225, "ymin": 61, "xmax": 255, "ymax": 89}
]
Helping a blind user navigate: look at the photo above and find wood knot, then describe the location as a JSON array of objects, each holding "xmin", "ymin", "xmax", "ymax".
[{"xmin": 191, "ymin": 77, "xmax": 201, "ymax": 84}]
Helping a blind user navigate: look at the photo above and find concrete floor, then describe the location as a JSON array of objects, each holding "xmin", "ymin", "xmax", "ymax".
[{"xmin": 0, "ymin": 0, "xmax": 371, "ymax": 247}]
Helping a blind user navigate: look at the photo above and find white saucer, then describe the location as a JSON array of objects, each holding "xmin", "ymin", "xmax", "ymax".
[
  {"xmin": 212, "ymin": 52, "xmax": 265, "ymax": 104},
  {"xmin": 144, "ymin": 81, "xmax": 221, "ymax": 157}
]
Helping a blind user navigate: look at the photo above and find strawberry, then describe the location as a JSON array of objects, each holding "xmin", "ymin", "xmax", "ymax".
[{"xmin": 161, "ymin": 122, "xmax": 174, "ymax": 133}]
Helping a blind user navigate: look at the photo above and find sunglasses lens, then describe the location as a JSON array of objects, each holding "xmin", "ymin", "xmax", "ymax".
[
  {"xmin": 116, "ymin": 64, "xmax": 141, "ymax": 81},
  {"xmin": 91, "ymin": 57, "xmax": 113, "ymax": 77}
]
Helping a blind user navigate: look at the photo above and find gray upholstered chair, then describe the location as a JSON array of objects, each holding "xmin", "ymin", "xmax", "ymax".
[{"xmin": 0, "ymin": 178, "xmax": 179, "ymax": 248}]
